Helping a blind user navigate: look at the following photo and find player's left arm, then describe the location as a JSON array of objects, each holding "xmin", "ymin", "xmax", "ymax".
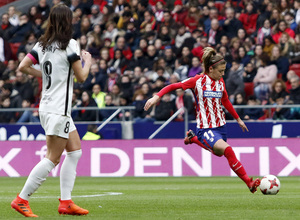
[
  {"xmin": 18, "ymin": 56, "xmax": 42, "ymax": 78},
  {"xmin": 144, "ymin": 82, "xmax": 183, "ymax": 111},
  {"xmin": 221, "ymin": 89, "xmax": 249, "ymax": 132},
  {"xmin": 144, "ymin": 76, "xmax": 198, "ymax": 111}
]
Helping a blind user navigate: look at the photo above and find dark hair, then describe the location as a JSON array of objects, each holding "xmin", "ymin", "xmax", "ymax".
[
  {"xmin": 259, "ymin": 53, "xmax": 270, "ymax": 65},
  {"xmin": 39, "ymin": 4, "xmax": 73, "ymax": 51},
  {"xmin": 201, "ymin": 47, "xmax": 226, "ymax": 73},
  {"xmin": 3, "ymin": 83, "xmax": 13, "ymax": 92}
]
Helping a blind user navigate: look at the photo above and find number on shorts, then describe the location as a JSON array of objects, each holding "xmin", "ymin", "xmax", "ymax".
[
  {"xmin": 204, "ymin": 130, "xmax": 215, "ymax": 142},
  {"xmin": 43, "ymin": 61, "xmax": 52, "ymax": 90},
  {"xmin": 64, "ymin": 121, "xmax": 70, "ymax": 133}
]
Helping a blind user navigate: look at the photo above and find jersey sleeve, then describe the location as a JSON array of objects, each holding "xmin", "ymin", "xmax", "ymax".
[
  {"xmin": 156, "ymin": 76, "xmax": 200, "ymax": 97},
  {"xmin": 181, "ymin": 75, "xmax": 199, "ymax": 90},
  {"xmin": 156, "ymin": 82, "xmax": 183, "ymax": 97},
  {"xmin": 27, "ymin": 42, "xmax": 39, "ymax": 65},
  {"xmin": 221, "ymin": 88, "xmax": 239, "ymax": 119},
  {"xmin": 66, "ymin": 39, "xmax": 80, "ymax": 64}
]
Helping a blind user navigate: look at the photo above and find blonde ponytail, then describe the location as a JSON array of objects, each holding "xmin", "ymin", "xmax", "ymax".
[{"xmin": 202, "ymin": 47, "xmax": 226, "ymax": 73}]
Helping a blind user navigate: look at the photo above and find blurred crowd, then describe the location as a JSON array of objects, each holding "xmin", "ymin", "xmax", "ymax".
[{"xmin": 0, "ymin": 0, "xmax": 300, "ymax": 123}]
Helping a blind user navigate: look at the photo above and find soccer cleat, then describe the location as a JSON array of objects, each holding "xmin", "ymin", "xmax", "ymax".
[
  {"xmin": 248, "ymin": 177, "xmax": 261, "ymax": 193},
  {"xmin": 184, "ymin": 130, "xmax": 196, "ymax": 145},
  {"xmin": 11, "ymin": 195, "xmax": 38, "ymax": 217},
  {"xmin": 58, "ymin": 199, "xmax": 89, "ymax": 215}
]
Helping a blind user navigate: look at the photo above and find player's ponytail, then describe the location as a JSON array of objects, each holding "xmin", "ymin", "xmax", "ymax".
[{"xmin": 202, "ymin": 47, "xmax": 226, "ymax": 74}]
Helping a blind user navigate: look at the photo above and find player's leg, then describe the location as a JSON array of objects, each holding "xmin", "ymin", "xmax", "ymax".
[
  {"xmin": 184, "ymin": 130, "xmax": 214, "ymax": 153},
  {"xmin": 58, "ymin": 128, "xmax": 88, "ymax": 215},
  {"xmin": 213, "ymin": 139, "xmax": 260, "ymax": 193},
  {"xmin": 11, "ymin": 135, "xmax": 67, "ymax": 217}
]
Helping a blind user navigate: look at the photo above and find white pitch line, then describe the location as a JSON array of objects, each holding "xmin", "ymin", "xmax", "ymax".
[{"xmin": 29, "ymin": 192, "xmax": 123, "ymax": 199}]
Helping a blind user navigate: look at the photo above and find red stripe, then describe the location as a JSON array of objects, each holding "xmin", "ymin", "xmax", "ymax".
[
  {"xmin": 219, "ymin": 81, "xmax": 226, "ymax": 125},
  {"xmin": 211, "ymin": 80, "xmax": 218, "ymax": 127},
  {"xmin": 204, "ymin": 76, "xmax": 212, "ymax": 128},
  {"xmin": 201, "ymin": 76, "xmax": 207, "ymax": 128},
  {"xmin": 203, "ymin": 139, "xmax": 213, "ymax": 151},
  {"xmin": 27, "ymin": 53, "xmax": 38, "ymax": 65}
]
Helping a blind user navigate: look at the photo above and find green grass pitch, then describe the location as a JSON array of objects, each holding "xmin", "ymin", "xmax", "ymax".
[{"xmin": 1, "ymin": 177, "xmax": 299, "ymax": 219}]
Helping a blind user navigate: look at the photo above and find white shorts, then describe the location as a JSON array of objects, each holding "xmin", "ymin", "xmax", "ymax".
[{"xmin": 39, "ymin": 112, "xmax": 76, "ymax": 139}]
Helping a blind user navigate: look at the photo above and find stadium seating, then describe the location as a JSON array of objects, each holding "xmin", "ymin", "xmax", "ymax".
[
  {"xmin": 0, "ymin": 0, "xmax": 16, "ymax": 7},
  {"xmin": 289, "ymin": 63, "xmax": 300, "ymax": 77},
  {"xmin": 9, "ymin": 42, "xmax": 21, "ymax": 60},
  {"xmin": 244, "ymin": 82, "xmax": 254, "ymax": 100}
]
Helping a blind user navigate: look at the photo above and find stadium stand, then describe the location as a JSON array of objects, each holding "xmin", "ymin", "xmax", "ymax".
[{"xmin": 0, "ymin": 0, "xmax": 299, "ymax": 123}]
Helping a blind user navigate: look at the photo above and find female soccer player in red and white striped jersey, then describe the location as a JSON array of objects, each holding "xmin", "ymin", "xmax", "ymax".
[{"xmin": 144, "ymin": 47, "xmax": 260, "ymax": 193}]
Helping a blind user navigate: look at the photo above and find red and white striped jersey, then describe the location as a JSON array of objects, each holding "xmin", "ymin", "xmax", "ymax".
[{"xmin": 181, "ymin": 74, "xmax": 228, "ymax": 129}]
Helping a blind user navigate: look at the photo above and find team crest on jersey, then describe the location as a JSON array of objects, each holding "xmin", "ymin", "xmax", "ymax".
[{"xmin": 203, "ymin": 91, "xmax": 223, "ymax": 98}]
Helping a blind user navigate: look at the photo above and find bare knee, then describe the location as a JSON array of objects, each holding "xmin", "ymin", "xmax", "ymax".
[
  {"xmin": 213, "ymin": 139, "xmax": 229, "ymax": 157},
  {"xmin": 213, "ymin": 149, "xmax": 224, "ymax": 157},
  {"xmin": 47, "ymin": 155, "xmax": 61, "ymax": 166}
]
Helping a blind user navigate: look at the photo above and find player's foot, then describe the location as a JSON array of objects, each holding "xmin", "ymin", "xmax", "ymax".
[
  {"xmin": 11, "ymin": 195, "xmax": 38, "ymax": 217},
  {"xmin": 184, "ymin": 130, "xmax": 196, "ymax": 145},
  {"xmin": 58, "ymin": 199, "xmax": 89, "ymax": 215},
  {"xmin": 248, "ymin": 177, "xmax": 261, "ymax": 193}
]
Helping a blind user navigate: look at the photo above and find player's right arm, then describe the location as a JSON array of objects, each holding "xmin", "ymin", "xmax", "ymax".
[
  {"xmin": 72, "ymin": 50, "xmax": 92, "ymax": 83},
  {"xmin": 18, "ymin": 56, "xmax": 42, "ymax": 78}
]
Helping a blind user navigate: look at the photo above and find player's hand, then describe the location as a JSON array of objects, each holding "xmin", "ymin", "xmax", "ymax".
[
  {"xmin": 81, "ymin": 50, "xmax": 92, "ymax": 63},
  {"xmin": 144, "ymin": 95, "xmax": 160, "ymax": 111},
  {"xmin": 237, "ymin": 117, "xmax": 249, "ymax": 132}
]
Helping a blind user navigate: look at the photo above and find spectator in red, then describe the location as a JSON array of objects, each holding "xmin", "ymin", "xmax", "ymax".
[
  {"xmin": 272, "ymin": 20, "xmax": 295, "ymax": 44},
  {"xmin": 191, "ymin": 35, "xmax": 208, "ymax": 60},
  {"xmin": 184, "ymin": 5, "xmax": 200, "ymax": 32},
  {"xmin": 140, "ymin": 10, "xmax": 157, "ymax": 33},
  {"xmin": 171, "ymin": 0, "xmax": 187, "ymax": 25},
  {"xmin": 109, "ymin": 36, "xmax": 133, "ymax": 60},
  {"xmin": 239, "ymin": 2, "xmax": 258, "ymax": 36}
]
